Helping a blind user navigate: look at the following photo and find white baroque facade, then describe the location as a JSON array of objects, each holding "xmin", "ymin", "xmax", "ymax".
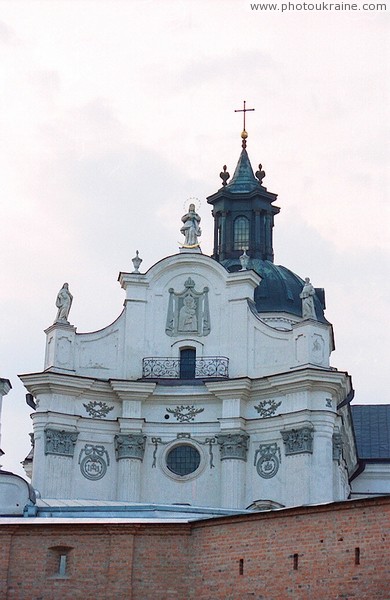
[{"xmin": 20, "ymin": 141, "xmax": 359, "ymax": 509}]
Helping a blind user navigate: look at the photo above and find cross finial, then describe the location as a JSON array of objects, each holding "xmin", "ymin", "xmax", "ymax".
[{"xmin": 234, "ymin": 100, "xmax": 255, "ymax": 148}]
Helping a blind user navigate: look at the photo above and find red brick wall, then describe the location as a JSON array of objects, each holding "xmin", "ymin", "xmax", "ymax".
[
  {"xmin": 189, "ymin": 498, "xmax": 390, "ymax": 600},
  {"xmin": 0, "ymin": 497, "xmax": 389, "ymax": 600},
  {"xmin": 132, "ymin": 526, "xmax": 190, "ymax": 600}
]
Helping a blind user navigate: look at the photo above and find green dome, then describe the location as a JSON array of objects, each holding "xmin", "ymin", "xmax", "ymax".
[{"xmin": 221, "ymin": 258, "xmax": 327, "ymax": 323}]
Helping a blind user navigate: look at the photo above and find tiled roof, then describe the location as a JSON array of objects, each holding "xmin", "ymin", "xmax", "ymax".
[{"xmin": 351, "ymin": 405, "xmax": 390, "ymax": 460}]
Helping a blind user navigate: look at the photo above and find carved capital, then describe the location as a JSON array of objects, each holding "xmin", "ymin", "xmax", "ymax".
[
  {"xmin": 115, "ymin": 434, "xmax": 146, "ymax": 461},
  {"xmin": 44, "ymin": 428, "xmax": 78, "ymax": 457},
  {"xmin": 281, "ymin": 427, "xmax": 313, "ymax": 455},
  {"xmin": 217, "ymin": 433, "xmax": 249, "ymax": 461},
  {"xmin": 332, "ymin": 433, "xmax": 343, "ymax": 461}
]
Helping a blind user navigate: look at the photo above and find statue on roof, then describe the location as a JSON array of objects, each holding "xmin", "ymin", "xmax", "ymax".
[
  {"xmin": 54, "ymin": 283, "xmax": 73, "ymax": 324},
  {"xmin": 180, "ymin": 203, "xmax": 201, "ymax": 247},
  {"xmin": 300, "ymin": 277, "xmax": 317, "ymax": 320}
]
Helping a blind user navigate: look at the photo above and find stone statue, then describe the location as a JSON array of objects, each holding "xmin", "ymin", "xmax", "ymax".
[
  {"xmin": 180, "ymin": 203, "xmax": 201, "ymax": 247},
  {"xmin": 178, "ymin": 295, "xmax": 198, "ymax": 332},
  {"xmin": 300, "ymin": 277, "xmax": 316, "ymax": 320},
  {"xmin": 54, "ymin": 283, "xmax": 73, "ymax": 324}
]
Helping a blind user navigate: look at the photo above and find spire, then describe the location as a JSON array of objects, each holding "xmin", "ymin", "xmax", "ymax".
[
  {"xmin": 207, "ymin": 103, "xmax": 279, "ymax": 264},
  {"xmin": 225, "ymin": 101, "xmax": 264, "ymax": 193},
  {"xmin": 225, "ymin": 148, "xmax": 260, "ymax": 193}
]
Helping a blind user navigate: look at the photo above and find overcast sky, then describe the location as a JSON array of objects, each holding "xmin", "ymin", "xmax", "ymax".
[{"xmin": 0, "ymin": 0, "xmax": 389, "ymax": 476}]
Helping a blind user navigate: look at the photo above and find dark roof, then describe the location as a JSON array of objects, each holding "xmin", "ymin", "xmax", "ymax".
[
  {"xmin": 224, "ymin": 148, "xmax": 261, "ymax": 193},
  {"xmin": 221, "ymin": 258, "xmax": 328, "ymax": 324},
  {"xmin": 351, "ymin": 405, "xmax": 390, "ymax": 460}
]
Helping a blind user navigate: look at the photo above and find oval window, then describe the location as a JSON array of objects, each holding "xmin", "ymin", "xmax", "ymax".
[{"xmin": 166, "ymin": 444, "xmax": 201, "ymax": 476}]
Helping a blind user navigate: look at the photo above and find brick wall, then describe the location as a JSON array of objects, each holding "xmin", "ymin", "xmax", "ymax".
[
  {"xmin": 0, "ymin": 497, "xmax": 389, "ymax": 600},
  {"xmin": 189, "ymin": 497, "xmax": 390, "ymax": 600}
]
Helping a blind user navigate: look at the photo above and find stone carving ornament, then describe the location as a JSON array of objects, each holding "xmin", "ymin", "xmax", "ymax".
[
  {"xmin": 217, "ymin": 433, "xmax": 250, "ymax": 461},
  {"xmin": 114, "ymin": 434, "xmax": 146, "ymax": 460},
  {"xmin": 83, "ymin": 400, "xmax": 114, "ymax": 419},
  {"xmin": 78, "ymin": 444, "xmax": 109, "ymax": 480},
  {"xmin": 132, "ymin": 250, "xmax": 142, "ymax": 273},
  {"xmin": 281, "ymin": 427, "xmax": 313, "ymax": 455},
  {"xmin": 239, "ymin": 249, "xmax": 250, "ymax": 271},
  {"xmin": 44, "ymin": 429, "xmax": 79, "ymax": 457},
  {"xmin": 332, "ymin": 432, "xmax": 343, "ymax": 462},
  {"xmin": 254, "ymin": 443, "xmax": 281, "ymax": 478},
  {"xmin": 166, "ymin": 405, "xmax": 204, "ymax": 423},
  {"xmin": 254, "ymin": 399, "xmax": 282, "ymax": 418},
  {"xmin": 166, "ymin": 277, "xmax": 210, "ymax": 337}
]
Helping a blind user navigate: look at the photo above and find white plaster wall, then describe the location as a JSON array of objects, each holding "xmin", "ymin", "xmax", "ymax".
[
  {"xmin": 43, "ymin": 252, "xmax": 332, "ymax": 383},
  {"xmin": 351, "ymin": 463, "xmax": 390, "ymax": 496},
  {"xmin": 22, "ymin": 250, "xmax": 355, "ymax": 508}
]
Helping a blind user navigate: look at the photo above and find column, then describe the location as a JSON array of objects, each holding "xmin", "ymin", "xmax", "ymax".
[
  {"xmin": 220, "ymin": 211, "xmax": 227, "ymax": 260},
  {"xmin": 43, "ymin": 428, "xmax": 79, "ymax": 498},
  {"xmin": 217, "ymin": 433, "xmax": 249, "ymax": 509},
  {"xmin": 254, "ymin": 210, "xmax": 261, "ymax": 256},
  {"xmin": 115, "ymin": 434, "xmax": 146, "ymax": 502},
  {"xmin": 280, "ymin": 425, "xmax": 313, "ymax": 505}
]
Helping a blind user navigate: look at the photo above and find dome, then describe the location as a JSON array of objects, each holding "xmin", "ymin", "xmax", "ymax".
[{"xmin": 220, "ymin": 258, "xmax": 328, "ymax": 324}]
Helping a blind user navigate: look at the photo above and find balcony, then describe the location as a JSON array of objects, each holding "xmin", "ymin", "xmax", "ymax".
[{"xmin": 142, "ymin": 356, "xmax": 229, "ymax": 380}]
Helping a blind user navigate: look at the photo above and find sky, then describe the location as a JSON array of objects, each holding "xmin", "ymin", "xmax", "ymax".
[{"xmin": 0, "ymin": 0, "xmax": 389, "ymax": 476}]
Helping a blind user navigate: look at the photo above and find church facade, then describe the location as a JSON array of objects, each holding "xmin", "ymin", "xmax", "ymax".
[{"xmin": 19, "ymin": 130, "xmax": 359, "ymax": 510}]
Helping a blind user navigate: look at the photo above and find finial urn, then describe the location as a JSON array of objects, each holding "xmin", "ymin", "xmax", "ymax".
[{"xmin": 132, "ymin": 250, "xmax": 143, "ymax": 273}]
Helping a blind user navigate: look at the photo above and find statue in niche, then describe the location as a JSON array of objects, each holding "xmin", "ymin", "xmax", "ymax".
[
  {"xmin": 180, "ymin": 203, "xmax": 201, "ymax": 247},
  {"xmin": 178, "ymin": 295, "xmax": 198, "ymax": 332},
  {"xmin": 166, "ymin": 277, "xmax": 210, "ymax": 337},
  {"xmin": 54, "ymin": 283, "xmax": 73, "ymax": 324},
  {"xmin": 300, "ymin": 277, "xmax": 317, "ymax": 320}
]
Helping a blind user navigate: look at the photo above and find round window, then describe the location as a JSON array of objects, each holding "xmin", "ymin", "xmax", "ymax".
[{"xmin": 166, "ymin": 444, "xmax": 201, "ymax": 476}]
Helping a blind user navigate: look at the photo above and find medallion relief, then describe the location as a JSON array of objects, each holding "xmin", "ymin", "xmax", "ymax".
[
  {"xmin": 78, "ymin": 444, "xmax": 109, "ymax": 480},
  {"xmin": 254, "ymin": 443, "xmax": 281, "ymax": 478}
]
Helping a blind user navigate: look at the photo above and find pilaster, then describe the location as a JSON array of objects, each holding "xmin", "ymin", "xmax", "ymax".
[
  {"xmin": 42, "ymin": 428, "xmax": 79, "ymax": 498},
  {"xmin": 114, "ymin": 433, "xmax": 146, "ymax": 501},
  {"xmin": 217, "ymin": 433, "xmax": 249, "ymax": 509}
]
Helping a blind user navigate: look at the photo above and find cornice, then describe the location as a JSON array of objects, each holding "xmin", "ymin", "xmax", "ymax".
[
  {"xmin": 19, "ymin": 371, "xmax": 110, "ymax": 397},
  {"xmin": 205, "ymin": 378, "xmax": 252, "ymax": 401},
  {"xmin": 250, "ymin": 368, "xmax": 352, "ymax": 399},
  {"xmin": 0, "ymin": 378, "xmax": 12, "ymax": 396},
  {"xmin": 109, "ymin": 380, "xmax": 156, "ymax": 401}
]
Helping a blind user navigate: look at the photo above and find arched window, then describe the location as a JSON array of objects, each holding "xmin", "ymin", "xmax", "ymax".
[{"xmin": 233, "ymin": 216, "xmax": 249, "ymax": 251}]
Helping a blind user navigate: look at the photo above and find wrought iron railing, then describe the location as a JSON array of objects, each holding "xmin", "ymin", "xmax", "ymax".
[{"xmin": 142, "ymin": 356, "xmax": 229, "ymax": 379}]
